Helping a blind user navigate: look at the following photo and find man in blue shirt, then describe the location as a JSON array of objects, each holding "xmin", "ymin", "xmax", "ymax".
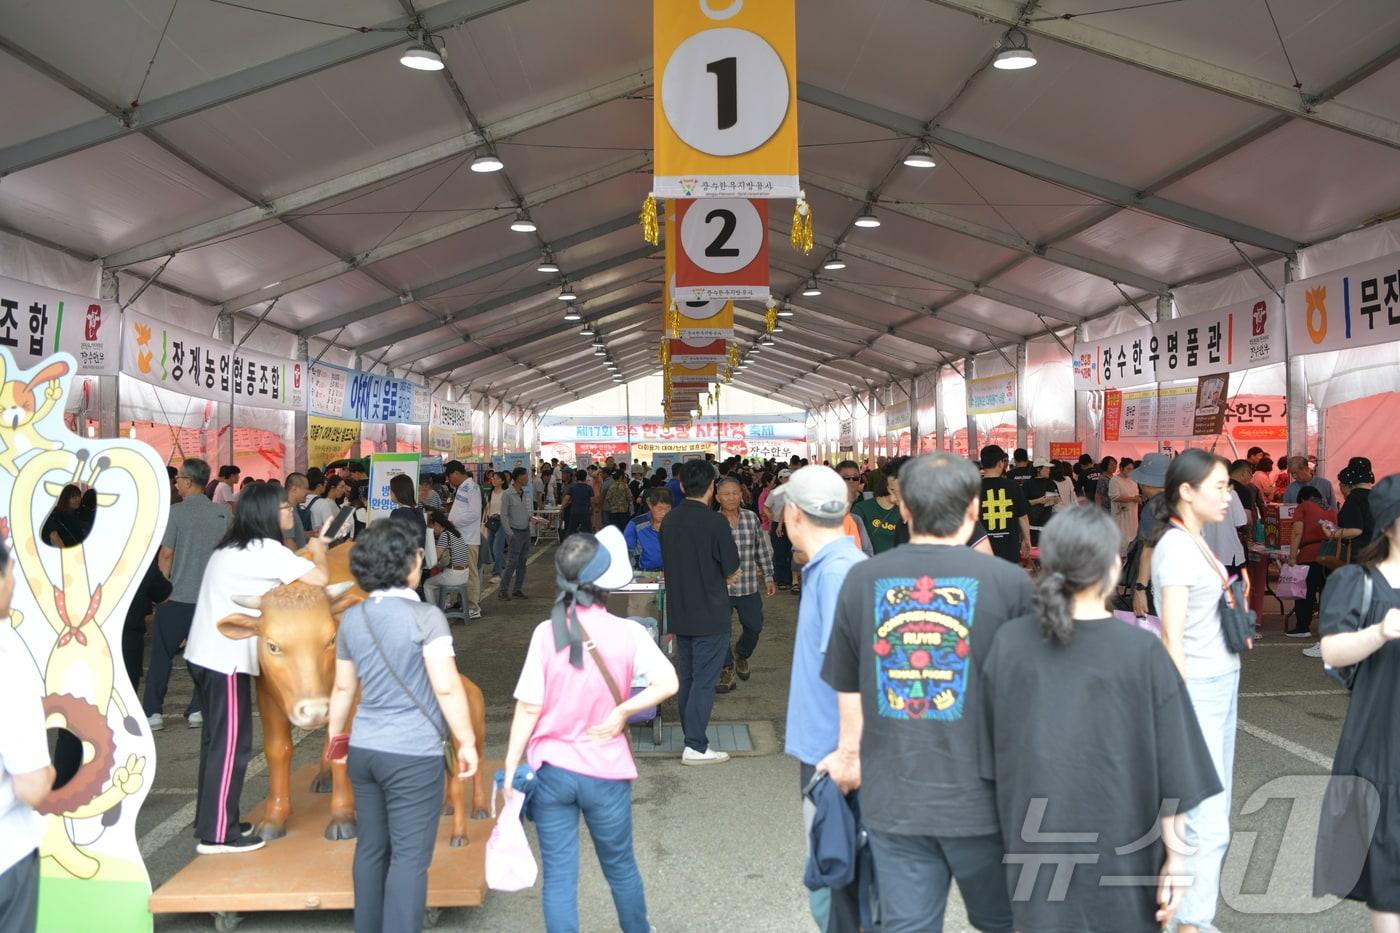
[
  {"xmin": 775, "ymin": 465, "xmax": 867, "ymax": 931},
  {"xmin": 624, "ymin": 488, "xmax": 671, "ymax": 571},
  {"xmin": 1283, "ymin": 455, "xmax": 1337, "ymax": 511}
]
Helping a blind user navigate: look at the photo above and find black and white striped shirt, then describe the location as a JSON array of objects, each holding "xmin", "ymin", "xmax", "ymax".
[{"xmin": 436, "ymin": 530, "xmax": 470, "ymax": 569}]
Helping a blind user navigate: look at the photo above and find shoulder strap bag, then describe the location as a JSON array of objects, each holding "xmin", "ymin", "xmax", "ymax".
[
  {"xmin": 1170, "ymin": 519, "xmax": 1256, "ymax": 654},
  {"xmin": 362, "ymin": 602, "xmax": 457, "ymax": 775}
]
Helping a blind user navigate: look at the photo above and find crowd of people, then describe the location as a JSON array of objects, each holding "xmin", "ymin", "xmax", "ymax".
[{"xmin": 2, "ymin": 441, "xmax": 1398, "ymax": 933}]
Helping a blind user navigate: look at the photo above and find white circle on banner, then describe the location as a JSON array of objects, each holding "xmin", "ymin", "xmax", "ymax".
[
  {"xmin": 681, "ymin": 198, "xmax": 763, "ymax": 274},
  {"xmin": 700, "ymin": 0, "xmax": 744, "ymax": 20},
  {"xmin": 669, "ymin": 275, "xmax": 728, "ymax": 319},
  {"xmin": 661, "ymin": 28, "xmax": 789, "ymax": 157}
]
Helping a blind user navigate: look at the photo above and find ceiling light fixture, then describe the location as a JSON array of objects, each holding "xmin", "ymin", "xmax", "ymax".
[
  {"xmin": 772, "ymin": 323, "xmax": 784, "ymax": 333},
  {"xmin": 537, "ymin": 256, "xmax": 560, "ymax": 273},
  {"xmin": 262, "ymin": 281, "xmax": 281, "ymax": 289},
  {"xmin": 510, "ymin": 209, "xmax": 537, "ymax": 233},
  {"xmin": 776, "ymin": 305, "xmax": 794, "ymax": 318},
  {"xmin": 591, "ymin": 337, "xmax": 604, "ymax": 348},
  {"xmin": 470, "ymin": 154, "xmax": 504, "ymax": 173},
  {"xmin": 400, "ymin": 32, "xmax": 445, "ymax": 71},
  {"xmin": 993, "ymin": 28, "xmax": 1037, "ymax": 70},
  {"xmin": 903, "ymin": 144, "xmax": 937, "ymax": 168},
  {"xmin": 556, "ymin": 282, "xmax": 577, "ymax": 301},
  {"xmin": 802, "ymin": 280, "xmax": 823, "ymax": 297},
  {"xmin": 593, "ymin": 346, "xmax": 606, "ymax": 356},
  {"xmin": 562, "ymin": 305, "xmax": 581, "ymax": 322},
  {"xmin": 761, "ymin": 334, "xmax": 776, "ymax": 346},
  {"xmin": 853, "ymin": 210, "xmax": 881, "ymax": 228},
  {"xmin": 822, "ymin": 253, "xmax": 846, "ymax": 271}
]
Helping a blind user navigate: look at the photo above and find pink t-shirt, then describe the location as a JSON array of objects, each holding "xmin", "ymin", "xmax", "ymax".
[
  {"xmin": 757, "ymin": 486, "xmax": 773, "ymax": 532},
  {"xmin": 513, "ymin": 604, "xmax": 670, "ymax": 781}
]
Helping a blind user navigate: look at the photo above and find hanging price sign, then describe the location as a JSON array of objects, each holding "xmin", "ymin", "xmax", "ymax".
[
  {"xmin": 653, "ymin": 0, "xmax": 799, "ymax": 199},
  {"xmin": 674, "ymin": 197, "xmax": 770, "ymax": 301}
]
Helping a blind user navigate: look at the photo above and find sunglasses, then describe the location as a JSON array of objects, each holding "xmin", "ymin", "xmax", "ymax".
[{"xmin": 841, "ymin": 475, "xmax": 863, "ymax": 483}]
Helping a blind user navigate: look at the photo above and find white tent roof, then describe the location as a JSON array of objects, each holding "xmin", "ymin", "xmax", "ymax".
[{"xmin": 3, "ymin": 0, "xmax": 1399, "ymax": 415}]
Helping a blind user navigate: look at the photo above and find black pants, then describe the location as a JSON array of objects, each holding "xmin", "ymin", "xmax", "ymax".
[
  {"xmin": 561, "ymin": 511, "xmax": 588, "ymax": 540},
  {"xmin": 771, "ymin": 529, "xmax": 793, "ymax": 587},
  {"xmin": 676, "ymin": 632, "xmax": 728, "ymax": 753},
  {"xmin": 143, "ymin": 601, "xmax": 200, "ymax": 717},
  {"xmin": 724, "ymin": 592, "xmax": 764, "ymax": 669},
  {"xmin": 189, "ymin": 663, "xmax": 253, "ymax": 844},
  {"xmin": 606, "ymin": 511, "xmax": 631, "ymax": 531},
  {"xmin": 0, "ymin": 849, "xmax": 38, "ymax": 933},
  {"xmin": 122, "ymin": 610, "xmax": 146, "ymax": 696},
  {"xmin": 348, "ymin": 747, "xmax": 445, "ymax": 933},
  {"xmin": 1294, "ymin": 562, "xmax": 1330, "ymax": 632}
]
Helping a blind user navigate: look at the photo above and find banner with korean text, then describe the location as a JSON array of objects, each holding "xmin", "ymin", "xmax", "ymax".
[
  {"xmin": 673, "ymin": 198, "xmax": 770, "ymax": 301},
  {"xmin": 122, "ymin": 310, "xmax": 306, "ymax": 410},
  {"xmin": 1284, "ymin": 250, "xmax": 1400, "ymax": 354},
  {"xmin": 665, "ymin": 204, "xmax": 736, "ymax": 339},
  {"xmin": 0, "ymin": 274, "xmax": 118, "ymax": 374},
  {"xmin": 1073, "ymin": 294, "xmax": 1283, "ymax": 390},
  {"xmin": 308, "ymin": 416, "xmax": 359, "ymax": 466},
  {"xmin": 653, "ymin": 0, "xmax": 799, "ymax": 199},
  {"xmin": 967, "ymin": 372, "xmax": 1016, "ymax": 415},
  {"xmin": 309, "ymin": 362, "xmax": 431, "ymax": 423}
]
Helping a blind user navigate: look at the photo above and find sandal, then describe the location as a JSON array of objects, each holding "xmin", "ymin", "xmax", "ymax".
[{"xmin": 790, "ymin": 584, "xmax": 800, "ymax": 595}]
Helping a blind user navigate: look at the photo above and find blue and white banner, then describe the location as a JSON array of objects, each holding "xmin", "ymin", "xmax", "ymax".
[{"xmin": 309, "ymin": 363, "xmax": 431, "ymax": 423}]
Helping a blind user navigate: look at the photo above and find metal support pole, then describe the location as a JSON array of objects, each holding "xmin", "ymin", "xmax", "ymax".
[
  {"xmin": 216, "ymin": 312, "xmax": 235, "ymax": 466},
  {"xmin": 934, "ymin": 369, "xmax": 946, "ymax": 452},
  {"xmin": 964, "ymin": 358, "xmax": 978, "ymax": 457},
  {"xmin": 293, "ymin": 336, "xmax": 309, "ymax": 473},
  {"xmin": 99, "ymin": 270, "xmax": 120, "ymax": 440},
  {"xmin": 908, "ymin": 376, "xmax": 920, "ymax": 454},
  {"xmin": 1015, "ymin": 343, "xmax": 1029, "ymax": 454},
  {"xmin": 624, "ymin": 381, "xmax": 634, "ymax": 466},
  {"xmin": 1284, "ymin": 259, "xmax": 1308, "ymax": 460}
]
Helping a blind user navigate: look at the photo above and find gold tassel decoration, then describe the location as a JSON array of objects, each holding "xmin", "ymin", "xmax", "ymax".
[
  {"xmin": 659, "ymin": 341, "xmax": 670, "ymax": 367},
  {"xmin": 765, "ymin": 305, "xmax": 777, "ymax": 333},
  {"xmin": 639, "ymin": 194, "xmax": 659, "ymax": 245},
  {"xmin": 665, "ymin": 303, "xmax": 680, "ymax": 340},
  {"xmin": 791, "ymin": 191, "xmax": 813, "ymax": 255}
]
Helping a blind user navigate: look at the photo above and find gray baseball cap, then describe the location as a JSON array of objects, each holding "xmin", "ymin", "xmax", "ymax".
[{"xmin": 766, "ymin": 465, "xmax": 848, "ymax": 519}]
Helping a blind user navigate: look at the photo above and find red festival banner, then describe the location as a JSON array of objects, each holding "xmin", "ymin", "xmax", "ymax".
[
  {"xmin": 673, "ymin": 198, "xmax": 770, "ymax": 302},
  {"xmin": 1103, "ymin": 389, "xmax": 1122, "ymax": 442}
]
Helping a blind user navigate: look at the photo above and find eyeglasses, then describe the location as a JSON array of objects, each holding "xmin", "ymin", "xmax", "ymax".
[{"xmin": 841, "ymin": 475, "xmax": 862, "ymax": 483}]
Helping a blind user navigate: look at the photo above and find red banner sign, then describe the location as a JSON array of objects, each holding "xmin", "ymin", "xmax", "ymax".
[
  {"xmin": 1103, "ymin": 390, "xmax": 1122, "ymax": 442},
  {"xmin": 1049, "ymin": 442, "xmax": 1083, "ymax": 460},
  {"xmin": 673, "ymin": 197, "xmax": 770, "ymax": 302}
]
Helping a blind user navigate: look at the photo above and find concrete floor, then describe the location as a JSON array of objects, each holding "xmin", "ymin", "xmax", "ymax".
[{"xmin": 136, "ymin": 545, "xmax": 1371, "ymax": 932}]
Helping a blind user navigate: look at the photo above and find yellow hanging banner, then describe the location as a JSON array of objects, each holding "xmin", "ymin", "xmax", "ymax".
[
  {"xmin": 665, "ymin": 202, "xmax": 736, "ymax": 339},
  {"xmin": 308, "ymin": 416, "xmax": 359, "ymax": 467},
  {"xmin": 653, "ymin": 0, "xmax": 799, "ymax": 200}
]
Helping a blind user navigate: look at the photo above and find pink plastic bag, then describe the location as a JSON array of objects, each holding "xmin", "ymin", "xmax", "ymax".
[
  {"xmin": 1113, "ymin": 610, "xmax": 1161, "ymax": 636},
  {"xmin": 1277, "ymin": 564, "xmax": 1310, "ymax": 600},
  {"xmin": 485, "ymin": 792, "xmax": 537, "ymax": 892}
]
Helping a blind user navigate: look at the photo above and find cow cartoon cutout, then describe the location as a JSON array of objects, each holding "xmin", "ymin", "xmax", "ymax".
[{"xmin": 1, "ymin": 349, "xmax": 165, "ymax": 932}]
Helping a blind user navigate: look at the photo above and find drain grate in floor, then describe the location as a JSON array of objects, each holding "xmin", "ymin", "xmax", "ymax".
[{"xmin": 632, "ymin": 722, "xmax": 754, "ymax": 755}]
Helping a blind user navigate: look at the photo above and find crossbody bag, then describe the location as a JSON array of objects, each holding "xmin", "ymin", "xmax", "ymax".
[
  {"xmin": 1170, "ymin": 519, "xmax": 1256, "ymax": 654},
  {"xmin": 362, "ymin": 604, "xmax": 457, "ymax": 775}
]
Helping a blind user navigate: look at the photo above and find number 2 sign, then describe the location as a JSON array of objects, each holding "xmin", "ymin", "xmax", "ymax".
[
  {"xmin": 674, "ymin": 197, "xmax": 770, "ymax": 301},
  {"xmin": 653, "ymin": 0, "xmax": 800, "ymax": 200}
]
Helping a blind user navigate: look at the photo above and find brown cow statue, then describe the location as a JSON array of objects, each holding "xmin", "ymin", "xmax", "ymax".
[{"xmin": 215, "ymin": 544, "xmax": 489, "ymax": 846}]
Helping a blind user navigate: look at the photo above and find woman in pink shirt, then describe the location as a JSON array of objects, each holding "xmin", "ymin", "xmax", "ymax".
[{"xmin": 502, "ymin": 526, "xmax": 678, "ymax": 933}]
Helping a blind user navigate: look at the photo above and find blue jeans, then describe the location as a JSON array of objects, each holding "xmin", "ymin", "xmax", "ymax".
[
  {"xmin": 1178, "ymin": 667, "xmax": 1239, "ymax": 928},
  {"xmin": 532, "ymin": 764, "xmax": 650, "ymax": 933},
  {"xmin": 676, "ymin": 632, "xmax": 729, "ymax": 752}
]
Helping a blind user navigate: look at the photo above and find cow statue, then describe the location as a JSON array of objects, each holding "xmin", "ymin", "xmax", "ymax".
[{"xmin": 215, "ymin": 544, "xmax": 489, "ymax": 846}]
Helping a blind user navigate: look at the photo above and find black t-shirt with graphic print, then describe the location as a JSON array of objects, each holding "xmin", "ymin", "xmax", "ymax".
[
  {"xmin": 979, "ymin": 476, "xmax": 1030, "ymax": 563},
  {"xmin": 822, "ymin": 543, "xmax": 1033, "ymax": 837}
]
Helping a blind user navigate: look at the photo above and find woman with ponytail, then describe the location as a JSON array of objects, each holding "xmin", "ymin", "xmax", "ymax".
[
  {"xmin": 1147, "ymin": 448, "xmax": 1238, "ymax": 933},
  {"xmin": 980, "ymin": 506, "xmax": 1219, "ymax": 932}
]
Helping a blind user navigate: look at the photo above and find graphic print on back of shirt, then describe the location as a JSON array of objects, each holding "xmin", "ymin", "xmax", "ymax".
[
  {"xmin": 982, "ymin": 485, "xmax": 1015, "ymax": 533},
  {"xmin": 872, "ymin": 575, "xmax": 978, "ymax": 721}
]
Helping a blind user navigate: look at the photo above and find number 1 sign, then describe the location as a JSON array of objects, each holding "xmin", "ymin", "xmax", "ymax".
[
  {"xmin": 674, "ymin": 197, "xmax": 770, "ymax": 302},
  {"xmin": 653, "ymin": 0, "xmax": 800, "ymax": 200}
]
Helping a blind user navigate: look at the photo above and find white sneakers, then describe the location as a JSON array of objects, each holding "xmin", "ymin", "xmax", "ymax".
[
  {"xmin": 147, "ymin": 713, "xmax": 164, "ymax": 732},
  {"xmin": 1302, "ymin": 644, "xmax": 1323, "ymax": 659},
  {"xmin": 188, "ymin": 711, "xmax": 204, "ymax": 728},
  {"xmin": 681, "ymin": 747, "xmax": 730, "ymax": 766}
]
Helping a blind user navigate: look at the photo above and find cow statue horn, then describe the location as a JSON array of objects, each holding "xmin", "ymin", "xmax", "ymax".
[
  {"xmin": 325, "ymin": 582, "xmax": 355, "ymax": 599},
  {"xmin": 231, "ymin": 594, "xmax": 263, "ymax": 610}
]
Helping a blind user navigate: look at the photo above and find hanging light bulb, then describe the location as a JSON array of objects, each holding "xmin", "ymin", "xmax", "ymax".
[
  {"xmin": 579, "ymin": 323, "xmax": 595, "ymax": 337},
  {"xmin": 556, "ymin": 282, "xmax": 577, "ymax": 301},
  {"xmin": 772, "ymin": 323, "xmax": 784, "ymax": 333},
  {"xmin": 562, "ymin": 304, "xmax": 581, "ymax": 322},
  {"xmin": 591, "ymin": 337, "xmax": 604, "ymax": 348},
  {"xmin": 537, "ymin": 256, "xmax": 560, "ymax": 273},
  {"xmin": 822, "ymin": 253, "xmax": 846, "ymax": 271},
  {"xmin": 593, "ymin": 346, "xmax": 606, "ymax": 356},
  {"xmin": 853, "ymin": 210, "xmax": 881, "ymax": 228},
  {"xmin": 776, "ymin": 304, "xmax": 794, "ymax": 318},
  {"xmin": 802, "ymin": 279, "xmax": 822, "ymax": 297},
  {"xmin": 400, "ymin": 32, "xmax": 445, "ymax": 71},
  {"xmin": 903, "ymin": 144, "xmax": 937, "ymax": 168},
  {"xmin": 761, "ymin": 334, "xmax": 776, "ymax": 346},
  {"xmin": 510, "ymin": 209, "xmax": 537, "ymax": 233},
  {"xmin": 470, "ymin": 154, "xmax": 504, "ymax": 173},
  {"xmin": 993, "ymin": 28, "xmax": 1037, "ymax": 70}
]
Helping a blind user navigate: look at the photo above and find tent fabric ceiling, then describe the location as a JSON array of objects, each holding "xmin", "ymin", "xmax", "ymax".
[{"xmin": 3, "ymin": 0, "xmax": 1400, "ymax": 414}]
